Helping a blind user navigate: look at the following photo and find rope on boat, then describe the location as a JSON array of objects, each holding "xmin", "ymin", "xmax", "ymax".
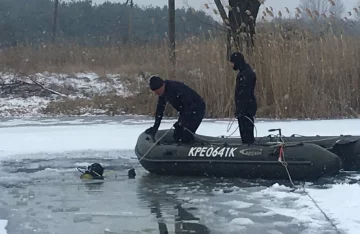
[
  {"xmin": 226, "ymin": 116, "xmax": 258, "ymax": 139},
  {"xmin": 179, "ymin": 116, "xmax": 257, "ymax": 143},
  {"xmin": 136, "ymin": 127, "xmax": 174, "ymax": 163},
  {"xmin": 186, "ymin": 117, "xmax": 342, "ymax": 145}
]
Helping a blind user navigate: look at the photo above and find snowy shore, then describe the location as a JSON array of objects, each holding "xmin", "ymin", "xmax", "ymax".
[{"xmin": 0, "ymin": 71, "xmax": 141, "ymax": 117}]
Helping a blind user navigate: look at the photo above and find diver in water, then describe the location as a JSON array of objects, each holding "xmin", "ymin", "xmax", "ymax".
[
  {"xmin": 145, "ymin": 75, "xmax": 206, "ymax": 144},
  {"xmin": 80, "ymin": 163, "xmax": 104, "ymax": 180},
  {"xmin": 229, "ymin": 52, "xmax": 257, "ymax": 145}
]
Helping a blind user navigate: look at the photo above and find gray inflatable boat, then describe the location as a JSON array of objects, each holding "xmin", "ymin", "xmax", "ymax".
[
  {"xmin": 261, "ymin": 131, "xmax": 360, "ymax": 171},
  {"xmin": 135, "ymin": 128, "xmax": 344, "ymax": 180}
]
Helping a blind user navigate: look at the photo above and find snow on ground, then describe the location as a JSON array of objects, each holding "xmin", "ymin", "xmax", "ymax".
[
  {"xmin": 0, "ymin": 71, "xmax": 140, "ymax": 117},
  {"xmin": 0, "ymin": 117, "xmax": 360, "ymax": 234},
  {"xmin": 0, "ymin": 220, "xmax": 7, "ymax": 234},
  {"xmin": 0, "ymin": 96, "xmax": 51, "ymax": 118},
  {"xmin": 0, "ymin": 72, "xmax": 134, "ymax": 97}
]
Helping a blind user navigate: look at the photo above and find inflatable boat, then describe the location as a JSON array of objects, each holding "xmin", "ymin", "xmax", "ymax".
[
  {"xmin": 261, "ymin": 130, "xmax": 360, "ymax": 171},
  {"xmin": 134, "ymin": 128, "xmax": 344, "ymax": 180}
]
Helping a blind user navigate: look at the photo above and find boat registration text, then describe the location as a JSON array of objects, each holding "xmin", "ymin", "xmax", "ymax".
[{"xmin": 188, "ymin": 147, "xmax": 237, "ymax": 157}]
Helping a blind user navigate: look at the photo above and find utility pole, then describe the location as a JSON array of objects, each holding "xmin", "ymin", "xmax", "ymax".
[
  {"xmin": 168, "ymin": 0, "xmax": 176, "ymax": 78},
  {"xmin": 52, "ymin": 0, "xmax": 59, "ymax": 43},
  {"xmin": 128, "ymin": 0, "xmax": 134, "ymax": 44}
]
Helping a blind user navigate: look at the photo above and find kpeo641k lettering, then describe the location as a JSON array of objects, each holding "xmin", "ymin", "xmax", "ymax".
[{"xmin": 188, "ymin": 147, "xmax": 237, "ymax": 157}]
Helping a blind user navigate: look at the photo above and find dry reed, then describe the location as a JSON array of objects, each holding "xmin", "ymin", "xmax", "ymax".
[{"xmin": 1, "ymin": 20, "xmax": 360, "ymax": 119}]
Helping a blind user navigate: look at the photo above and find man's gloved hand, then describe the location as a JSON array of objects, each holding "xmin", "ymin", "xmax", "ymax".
[
  {"xmin": 234, "ymin": 111, "xmax": 240, "ymax": 119},
  {"xmin": 234, "ymin": 109, "xmax": 244, "ymax": 118},
  {"xmin": 145, "ymin": 126, "xmax": 157, "ymax": 135},
  {"xmin": 173, "ymin": 121, "xmax": 182, "ymax": 129},
  {"xmin": 173, "ymin": 125, "xmax": 184, "ymax": 142}
]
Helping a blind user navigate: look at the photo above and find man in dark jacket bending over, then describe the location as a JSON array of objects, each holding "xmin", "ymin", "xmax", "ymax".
[
  {"xmin": 229, "ymin": 52, "xmax": 257, "ymax": 144},
  {"xmin": 145, "ymin": 76, "xmax": 206, "ymax": 143}
]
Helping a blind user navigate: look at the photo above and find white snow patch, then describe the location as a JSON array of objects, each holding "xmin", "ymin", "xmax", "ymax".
[
  {"xmin": 306, "ymin": 183, "xmax": 360, "ymax": 234},
  {"xmin": 251, "ymin": 182, "xmax": 360, "ymax": 234},
  {"xmin": 228, "ymin": 209, "xmax": 239, "ymax": 216},
  {"xmin": 74, "ymin": 162, "xmax": 111, "ymax": 168},
  {"xmin": 229, "ymin": 217, "xmax": 254, "ymax": 225},
  {"xmin": 251, "ymin": 211, "xmax": 277, "ymax": 217},
  {"xmin": 0, "ymin": 72, "xmax": 137, "ymax": 117},
  {"xmin": 268, "ymin": 230, "xmax": 284, "ymax": 234},
  {"xmin": 0, "ymin": 96, "xmax": 51, "ymax": 117},
  {"xmin": 221, "ymin": 200, "xmax": 253, "ymax": 209},
  {"xmin": 346, "ymin": 174, "xmax": 360, "ymax": 180},
  {"xmin": 0, "ymin": 220, "xmax": 7, "ymax": 234},
  {"xmin": 74, "ymin": 162, "xmax": 92, "ymax": 167},
  {"xmin": 26, "ymin": 72, "xmax": 132, "ymax": 97},
  {"xmin": 250, "ymin": 184, "xmax": 330, "ymax": 228},
  {"xmin": 212, "ymin": 186, "xmax": 247, "ymax": 195},
  {"xmin": 189, "ymin": 198, "xmax": 209, "ymax": 203}
]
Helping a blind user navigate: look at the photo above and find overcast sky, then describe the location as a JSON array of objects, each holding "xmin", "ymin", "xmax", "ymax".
[{"xmin": 80, "ymin": 0, "xmax": 360, "ymax": 20}]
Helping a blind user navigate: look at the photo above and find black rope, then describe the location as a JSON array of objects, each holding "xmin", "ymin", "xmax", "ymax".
[
  {"xmin": 279, "ymin": 146, "xmax": 342, "ymax": 234},
  {"xmin": 299, "ymin": 185, "xmax": 342, "ymax": 234}
]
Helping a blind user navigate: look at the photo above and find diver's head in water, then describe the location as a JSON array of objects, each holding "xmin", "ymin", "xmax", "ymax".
[{"xmin": 80, "ymin": 163, "xmax": 104, "ymax": 180}]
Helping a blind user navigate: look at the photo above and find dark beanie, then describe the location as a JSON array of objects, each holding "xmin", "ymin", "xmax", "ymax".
[
  {"xmin": 229, "ymin": 52, "xmax": 245, "ymax": 70},
  {"xmin": 149, "ymin": 75, "xmax": 164, "ymax": 91},
  {"xmin": 229, "ymin": 52, "xmax": 244, "ymax": 64}
]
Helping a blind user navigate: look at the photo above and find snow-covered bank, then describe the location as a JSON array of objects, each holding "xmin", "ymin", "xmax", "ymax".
[
  {"xmin": 1, "ymin": 71, "xmax": 358, "ymax": 122},
  {"xmin": 0, "ymin": 71, "xmax": 140, "ymax": 117},
  {"xmin": 0, "ymin": 220, "xmax": 7, "ymax": 234}
]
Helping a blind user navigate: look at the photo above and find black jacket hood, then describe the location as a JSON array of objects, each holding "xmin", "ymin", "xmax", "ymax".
[{"xmin": 229, "ymin": 52, "xmax": 246, "ymax": 71}]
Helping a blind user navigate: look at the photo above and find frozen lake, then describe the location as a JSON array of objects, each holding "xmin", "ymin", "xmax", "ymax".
[{"xmin": 0, "ymin": 116, "xmax": 359, "ymax": 234}]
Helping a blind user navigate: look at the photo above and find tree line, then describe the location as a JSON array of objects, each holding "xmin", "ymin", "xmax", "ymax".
[{"xmin": 0, "ymin": 0, "xmax": 220, "ymax": 47}]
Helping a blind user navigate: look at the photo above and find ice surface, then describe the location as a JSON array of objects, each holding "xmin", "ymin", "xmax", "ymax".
[
  {"xmin": 0, "ymin": 117, "xmax": 359, "ymax": 157},
  {"xmin": 0, "ymin": 117, "xmax": 360, "ymax": 234},
  {"xmin": 229, "ymin": 217, "xmax": 255, "ymax": 225},
  {"xmin": 0, "ymin": 220, "xmax": 7, "ymax": 234},
  {"xmin": 221, "ymin": 200, "xmax": 254, "ymax": 209},
  {"xmin": 306, "ymin": 183, "xmax": 360, "ymax": 234},
  {"xmin": 249, "ymin": 182, "xmax": 360, "ymax": 234}
]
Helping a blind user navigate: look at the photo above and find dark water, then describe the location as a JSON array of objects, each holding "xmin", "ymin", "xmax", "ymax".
[{"xmin": 0, "ymin": 149, "xmax": 358, "ymax": 234}]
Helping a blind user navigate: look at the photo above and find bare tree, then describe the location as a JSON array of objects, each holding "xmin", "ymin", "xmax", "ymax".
[
  {"xmin": 214, "ymin": 0, "xmax": 264, "ymax": 55},
  {"xmin": 299, "ymin": 0, "xmax": 345, "ymax": 18}
]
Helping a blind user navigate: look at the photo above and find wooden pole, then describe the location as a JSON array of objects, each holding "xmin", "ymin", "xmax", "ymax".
[
  {"xmin": 128, "ymin": 0, "xmax": 133, "ymax": 44},
  {"xmin": 168, "ymin": 0, "xmax": 176, "ymax": 78},
  {"xmin": 52, "ymin": 0, "xmax": 59, "ymax": 43}
]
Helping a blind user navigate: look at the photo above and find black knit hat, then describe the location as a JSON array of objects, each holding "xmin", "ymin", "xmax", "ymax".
[
  {"xmin": 229, "ymin": 51, "xmax": 244, "ymax": 64},
  {"xmin": 149, "ymin": 75, "xmax": 164, "ymax": 91},
  {"xmin": 229, "ymin": 52, "xmax": 245, "ymax": 71}
]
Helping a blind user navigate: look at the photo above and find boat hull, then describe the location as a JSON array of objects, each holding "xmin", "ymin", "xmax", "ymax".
[{"xmin": 135, "ymin": 130, "xmax": 343, "ymax": 180}]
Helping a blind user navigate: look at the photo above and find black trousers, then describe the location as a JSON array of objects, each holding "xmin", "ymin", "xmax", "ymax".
[
  {"xmin": 174, "ymin": 109, "xmax": 205, "ymax": 143},
  {"xmin": 237, "ymin": 115, "xmax": 255, "ymax": 144}
]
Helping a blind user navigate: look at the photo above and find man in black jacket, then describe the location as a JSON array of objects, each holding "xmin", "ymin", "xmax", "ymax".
[
  {"xmin": 229, "ymin": 52, "xmax": 257, "ymax": 144},
  {"xmin": 145, "ymin": 75, "xmax": 206, "ymax": 143}
]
